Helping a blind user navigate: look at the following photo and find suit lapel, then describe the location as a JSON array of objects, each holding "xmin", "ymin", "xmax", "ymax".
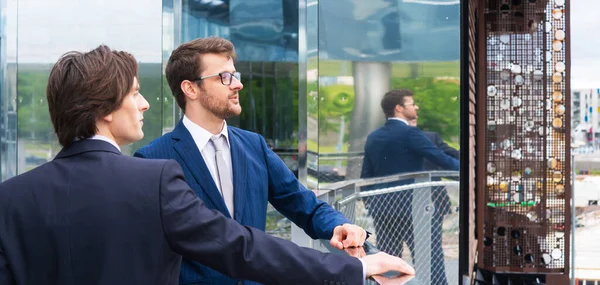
[
  {"xmin": 228, "ymin": 129, "xmax": 247, "ymax": 222},
  {"xmin": 171, "ymin": 121, "xmax": 231, "ymax": 218}
]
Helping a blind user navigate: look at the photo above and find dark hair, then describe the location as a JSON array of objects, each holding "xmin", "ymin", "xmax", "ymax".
[
  {"xmin": 46, "ymin": 45, "xmax": 138, "ymax": 147},
  {"xmin": 380, "ymin": 89, "xmax": 414, "ymax": 118},
  {"xmin": 165, "ymin": 36, "xmax": 237, "ymax": 111}
]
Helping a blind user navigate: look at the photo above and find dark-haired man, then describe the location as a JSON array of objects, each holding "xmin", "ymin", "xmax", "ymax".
[{"xmin": 0, "ymin": 45, "xmax": 414, "ymax": 285}]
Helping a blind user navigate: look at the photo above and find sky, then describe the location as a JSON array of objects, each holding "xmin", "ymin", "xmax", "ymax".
[
  {"xmin": 4, "ymin": 0, "xmax": 163, "ymax": 63},
  {"xmin": 570, "ymin": 0, "xmax": 600, "ymax": 88},
  {"xmin": 3, "ymin": 0, "xmax": 597, "ymax": 88}
]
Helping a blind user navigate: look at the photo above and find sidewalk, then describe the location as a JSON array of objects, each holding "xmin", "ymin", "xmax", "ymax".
[{"xmin": 574, "ymin": 223, "xmax": 600, "ymax": 280}]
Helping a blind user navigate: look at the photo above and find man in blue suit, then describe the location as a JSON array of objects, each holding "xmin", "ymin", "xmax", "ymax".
[
  {"xmin": 135, "ymin": 37, "xmax": 369, "ymax": 285},
  {"xmin": 0, "ymin": 45, "xmax": 415, "ymax": 285},
  {"xmin": 361, "ymin": 89, "xmax": 459, "ymax": 285}
]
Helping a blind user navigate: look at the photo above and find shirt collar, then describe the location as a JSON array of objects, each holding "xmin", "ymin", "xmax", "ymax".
[
  {"xmin": 88, "ymin": 134, "xmax": 121, "ymax": 152},
  {"xmin": 182, "ymin": 115, "xmax": 230, "ymax": 151},
  {"xmin": 388, "ymin": 117, "xmax": 409, "ymax": 126}
]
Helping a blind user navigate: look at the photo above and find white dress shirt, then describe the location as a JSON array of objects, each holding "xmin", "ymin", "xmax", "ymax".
[
  {"xmin": 89, "ymin": 135, "xmax": 121, "ymax": 152},
  {"xmin": 182, "ymin": 115, "xmax": 234, "ymax": 212},
  {"xmin": 388, "ymin": 117, "xmax": 408, "ymax": 125}
]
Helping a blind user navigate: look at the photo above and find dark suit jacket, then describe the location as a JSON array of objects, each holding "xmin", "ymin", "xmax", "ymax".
[
  {"xmin": 422, "ymin": 131, "xmax": 460, "ymax": 215},
  {"xmin": 422, "ymin": 131, "xmax": 460, "ymax": 171},
  {"xmin": 360, "ymin": 120, "xmax": 459, "ymax": 216},
  {"xmin": 0, "ymin": 140, "xmax": 362, "ymax": 285},
  {"xmin": 135, "ymin": 121, "xmax": 350, "ymax": 285}
]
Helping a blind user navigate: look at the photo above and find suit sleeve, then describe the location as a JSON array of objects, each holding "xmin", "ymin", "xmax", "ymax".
[
  {"xmin": 0, "ymin": 239, "xmax": 15, "ymax": 284},
  {"xmin": 159, "ymin": 160, "xmax": 363, "ymax": 285},
  {"xmin": 408, "ymin": 128, "xmax": 459, "ymax": 170},
  {"xmin": 258, "ymin": 135, "xmax": 350, "ymax": 240},
  {"xmin": 432, "ymin": 133, "xmax": 460, "ymax": 159}
]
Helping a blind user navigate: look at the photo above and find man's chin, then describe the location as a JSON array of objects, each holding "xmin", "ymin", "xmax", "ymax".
[
  {"xmin": 221, "ymin": 109, "xmax": 242, "ymax": 120},
  {"xmin": 231, "ymin": 106, "xmax": 242, "ymax": 116}
]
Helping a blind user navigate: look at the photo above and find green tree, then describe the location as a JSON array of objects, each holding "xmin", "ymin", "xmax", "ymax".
[{"xmin": 17, "ymin": 71, "xmax": 54, "ymax": 141}]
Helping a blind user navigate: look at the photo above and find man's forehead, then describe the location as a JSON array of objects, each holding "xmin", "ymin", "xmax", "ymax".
[
  {"xmin": 201, "ymin": 53, "xmax": 234, "ymax": 67},
  {"xmin": 133, "ymin": 77, "xmax": 140, "ymax": 89}
]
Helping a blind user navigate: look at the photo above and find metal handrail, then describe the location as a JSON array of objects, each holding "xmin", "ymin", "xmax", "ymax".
[
  {"xmin": 336, "ymin": 181, "xmax": 461, "ymax": 206},
  {"xmin": 320, "ymin": 170, "xmax": 460, "ymax": 192}
]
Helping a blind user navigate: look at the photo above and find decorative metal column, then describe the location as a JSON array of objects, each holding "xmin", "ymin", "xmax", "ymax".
[{"xmin": 476, "ymin": 0, "xmax": 571, "ymax": 280}]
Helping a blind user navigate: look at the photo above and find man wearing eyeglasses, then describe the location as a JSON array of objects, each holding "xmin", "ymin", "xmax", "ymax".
[{"xmin": 135, "ymin": 37, "xmax": 370, "ymax": 285}]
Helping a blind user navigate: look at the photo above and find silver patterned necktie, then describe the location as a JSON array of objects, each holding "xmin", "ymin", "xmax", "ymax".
[{"xmin": 209, "ymin": 135, "xmax": 235, "ymax": 218}]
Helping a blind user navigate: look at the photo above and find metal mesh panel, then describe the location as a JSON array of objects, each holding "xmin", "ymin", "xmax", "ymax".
[
  {"xmin": 481, "ymin": 0, "xmax": 570, "ymax": 273},
  {"xmin": 336, "ymin": 181, "xmax": 460, "ymax": 285}
]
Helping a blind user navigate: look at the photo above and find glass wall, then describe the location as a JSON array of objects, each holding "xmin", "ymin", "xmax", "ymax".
[
  {"xmin": 0, "ymin": 0, "xmax": 164, "ymax": 180},
  {"xmin": 313, "ymin": 1, "xmax": 461, "ymax": 284},
  {"xmin": 314, "ymin": 0, "xmax": 460, "ymax": 184}
]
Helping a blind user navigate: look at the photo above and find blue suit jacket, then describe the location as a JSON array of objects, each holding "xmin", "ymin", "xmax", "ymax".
[
  {"xmin": 360, "ymin": 120, "xmax": 459, "ymax": 216},
  {"xmin": 135, "ymin": 121, "xmax": 350, "ymax": 285},
  {"xmin": 0, "ymin": 140, "xmax": 362, "ymax": 285}
]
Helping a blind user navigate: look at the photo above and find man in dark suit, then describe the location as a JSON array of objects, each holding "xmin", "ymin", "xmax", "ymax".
[
  {"xmin": 0, "ymin": 45, "xmax": 415, "ymax": 285},
  {"xmin": 360, "ymin": 89, "xmax": 459, "ymax": 285},
  {"xmin": 135, "ymin": 37, "xmax": 368, "ymax": 285}
]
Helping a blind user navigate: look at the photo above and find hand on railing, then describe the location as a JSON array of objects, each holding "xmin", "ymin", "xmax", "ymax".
[
  {"xmin": 320, "ymin": 240, "xmax": 418, "ymax": 284},
  {"xmin": 362, "ymin": 252, "xmax": 415, "ymax": 279},
  {"xmin": 330, "ymin": 223, "xmax": 368, "ymax": 249},
  {"xmin": 343, "ymin": 246, "xmax": 416, "ymax": 284}
]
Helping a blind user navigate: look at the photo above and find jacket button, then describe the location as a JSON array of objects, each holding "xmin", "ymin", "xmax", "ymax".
[{"xmin": 236, "ymin": 281, "xmax": 243, "ymax": 285}]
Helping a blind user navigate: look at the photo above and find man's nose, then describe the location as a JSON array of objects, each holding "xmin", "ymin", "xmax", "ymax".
[
  {"xmin": 230, "ymin": 77, "xmax": 243, "ymax": 90},
  {"xmin": 139, "ymin": 95, "xmax": 150, "ymax": 111}
]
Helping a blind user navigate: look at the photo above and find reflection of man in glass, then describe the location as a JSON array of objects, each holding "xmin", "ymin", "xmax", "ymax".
[
  {"xmin": 135, "ymin": 37, "xmax": 369, "ymax": 285},
  {"xmin": 361, "ymin": 89, "xmax": 459, "ymax": 285}
]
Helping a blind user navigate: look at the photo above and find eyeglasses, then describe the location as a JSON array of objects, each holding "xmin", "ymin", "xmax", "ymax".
[
  {"xmin": 403, "ymin": 102, "xmax": 418, "ymax": 107},
  {"xmin": 193, "ymin": 72, "xmax": 241, "ymax": 86}
]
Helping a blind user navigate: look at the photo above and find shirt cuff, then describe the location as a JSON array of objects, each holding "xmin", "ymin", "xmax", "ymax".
[{"xmin": 359, "ymin": 258, "xmax": 367, "ymax": 283}]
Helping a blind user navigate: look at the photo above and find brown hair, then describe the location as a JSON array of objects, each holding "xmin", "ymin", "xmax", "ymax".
[
  {"xmin": 380, "ymin": 89, "xmax": 414, "ymax": 118},
  {"xmin": 165, "ymin": 36, "xmax": 237, "ymax": 111},
  {"xmin": 46, "ymin": 45, "xmax": 138, "ymax": 147}
]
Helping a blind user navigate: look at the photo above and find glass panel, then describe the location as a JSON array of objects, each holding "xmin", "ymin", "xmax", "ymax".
[
  {"xmin": 1, "ymin": 0, "xmax": 18, "ymax": 180},
  {"xmin": 10, "ymin": 0, "xmax": 163, "ymax": 177},
  {"xmin": 161, "ymin": 0, "xmax": 181, "ymax": 133},
  {"xmin": 317, "ymin": 0, "xmax": 460, "ymax": 284}
]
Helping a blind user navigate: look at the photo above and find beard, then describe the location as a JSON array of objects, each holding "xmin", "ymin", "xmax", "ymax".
[{"xmin": 199, "ymin": 90, "xmax": 242, "ymax": 120}]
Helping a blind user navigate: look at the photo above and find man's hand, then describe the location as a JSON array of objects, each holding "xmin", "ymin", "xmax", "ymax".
[
  {"xmin": 362, "ymin": 252, "xmax": 416, "ymax": 278},
  {"xmin": 330, "ymin": 224, "xmax": 367, "ymax": 250}
]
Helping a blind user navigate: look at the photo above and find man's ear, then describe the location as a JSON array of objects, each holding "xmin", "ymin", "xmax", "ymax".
[
  {"xmin": 180, "ymin": 80, "xmax": 199, "ymax": 101},
  {"xmin": 394, "ymin": 104, "xmax": 403, "ymax": 113},
  {"xmin": 103, "ymin": 113, "xmax": 113, "ymax": 122}
]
